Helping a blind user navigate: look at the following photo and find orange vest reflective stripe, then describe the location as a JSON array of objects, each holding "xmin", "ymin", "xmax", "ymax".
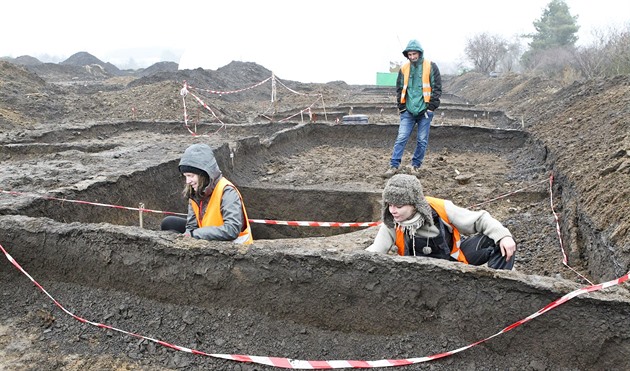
[
  {"xmin": 190, "ymin": 177, "xmax": 253, "ymax": 245},
  {"xmin": 400, "ymin": 59, "xmax": 432, "ymax": 104},
  {"xmin": 394, "ymin": 196, "xmax": 468, "ymax": 264}
]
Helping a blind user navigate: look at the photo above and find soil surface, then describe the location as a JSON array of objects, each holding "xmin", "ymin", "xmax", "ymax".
[{"xmin": 0, "ymin": 55, "xmax": 629, "ymax": 370}]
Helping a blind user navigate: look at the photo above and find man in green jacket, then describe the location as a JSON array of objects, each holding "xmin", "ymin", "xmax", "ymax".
[{"xmin": 384, "ymin": 39, "xmax": 442, "ymax": 178}]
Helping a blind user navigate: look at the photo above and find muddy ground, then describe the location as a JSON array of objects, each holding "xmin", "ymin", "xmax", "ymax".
[{"xmin": 0, "ymin": 57, "xmax": 629, "ymax": 370}]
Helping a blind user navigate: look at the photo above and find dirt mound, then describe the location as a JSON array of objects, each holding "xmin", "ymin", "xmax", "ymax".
[
  {"xmin": 11, "ymin": 55, "xmax": 44, "ymax": 66},
  {"xmin": 60, "ymin": 51, "xmax": 122, "ymax": 75},
  {"xmin": 0, "ymin": 61, "xmax": 67, "ymax": 128},
  {"xmin": 127, "ymin": 61, "xmax": 272, "ymax": 89},
  {"xmin": 0, "ymin": 61, "xmax": 47, "ymax": 88},
  {"xmin": 135, "ymin": 61, "xmax": 179, "ymax": 78},
  {"xmin": 0, "ymin": 58, "xmax": 361, "ymax": 130}
]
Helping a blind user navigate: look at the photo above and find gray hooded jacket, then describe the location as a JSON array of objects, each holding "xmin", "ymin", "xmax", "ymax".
[{"xmin": 179, "ymin": 143, "xmax": 244, "ymax": 241}]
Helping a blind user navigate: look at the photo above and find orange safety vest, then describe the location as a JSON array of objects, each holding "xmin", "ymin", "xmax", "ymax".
[
  {"xmin": 399, "ymin": 59, "xmax": 432, "ymax": 104},
  {"xmin": 394, "ymin": 196, "xmax": 468, "ymax": 264},
  {"xmin": 190, "ymin": 177, "xmax": 253, "ymax": 245}
]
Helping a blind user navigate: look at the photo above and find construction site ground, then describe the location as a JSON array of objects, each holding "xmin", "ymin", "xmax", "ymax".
[{"xmin": 0, "ymin": 59, "xmax": 629, "ymax": 370}]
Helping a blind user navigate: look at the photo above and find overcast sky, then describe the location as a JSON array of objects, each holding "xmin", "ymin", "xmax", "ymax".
[{"xmin": 3, "ymin": 0, "xmax": 629, "ymax": 84}]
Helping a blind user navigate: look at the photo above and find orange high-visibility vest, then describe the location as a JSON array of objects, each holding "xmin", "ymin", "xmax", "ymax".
[
  {"xmin": 394, "ymin": 196, "xmax": 468, "ymax": 264},
  {"xmin": 399, "ymin": 59, "xmax": 432, "ymax": 104},
  {"xmin": 190, "ymin": 177, "xmax": 253, "ymax": 244}
]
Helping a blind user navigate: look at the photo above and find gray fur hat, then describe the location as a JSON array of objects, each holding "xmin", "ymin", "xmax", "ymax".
[{"xmin": 382, "ymin": 174, "xmax": 433, "ymax": 228}]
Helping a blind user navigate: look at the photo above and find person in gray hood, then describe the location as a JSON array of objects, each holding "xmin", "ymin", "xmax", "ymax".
[{"xmin": 161, "ymin": 143, "xmax": 253, "ymax": 244}]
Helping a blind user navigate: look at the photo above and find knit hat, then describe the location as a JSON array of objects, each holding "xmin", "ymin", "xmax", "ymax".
[
  {"xmin": 179, "ymin": 165, "xmax": 207, "ymax": 177},
  {"xmin": 382, "ymin": 174, "xmax": 433, "ymax": 228},
  {"xmin": 402, "ymin": 39, "xmax": 424, "ymax": 58}
]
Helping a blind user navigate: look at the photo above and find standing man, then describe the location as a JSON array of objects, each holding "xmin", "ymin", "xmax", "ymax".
[{"xmin": 384, "ymin": 39, "xmax": 442, "ymax": 178}]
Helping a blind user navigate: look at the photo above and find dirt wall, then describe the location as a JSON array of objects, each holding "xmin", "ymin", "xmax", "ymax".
[{"xmin": 1, "ymin": 215, "xmax": 629, "ymax": 370}]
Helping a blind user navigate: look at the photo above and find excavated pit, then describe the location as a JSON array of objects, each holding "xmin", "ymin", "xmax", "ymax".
[
  {"xmin": 1, "ymin": 120, "xmax": 629, "ymax": 370},
  {"xmin": 3, "ymin": 123, "xmax": 530, "ymax": 238}
]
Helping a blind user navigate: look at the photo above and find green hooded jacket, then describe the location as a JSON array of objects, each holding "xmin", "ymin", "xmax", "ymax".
[{"xmin": 397, "ymin": 40, "xmax": 442, "ymax": 115}]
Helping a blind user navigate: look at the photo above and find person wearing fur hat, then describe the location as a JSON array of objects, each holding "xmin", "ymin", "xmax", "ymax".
[
  {"xmin": 367, "ymin": 174, "xmax": 516, "ymax": 269},
  {"xmin": 384, "ymin": 39, "xmax": 442, "ymax": 178},
  {"xmin": 161, "ymin": 143, "xmax": 253, "ymax": 244}
]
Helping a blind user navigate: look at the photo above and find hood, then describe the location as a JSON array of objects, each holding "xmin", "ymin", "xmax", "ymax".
[
  {"xmin": 178, "ymin": 143, "xmax": 222, "ymax": 185},
  {"xmin": 402, "ymin": 39, "xmax": 424, "ymax": 58}
]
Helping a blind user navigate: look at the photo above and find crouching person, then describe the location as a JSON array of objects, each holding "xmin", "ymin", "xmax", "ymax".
[
  {"xmin": 161, "ymin": 143, "xmax": 253, "ymax": 245},
  {"xmin": 367, "ymin": 174, "xmax": 515, "ymax": 269}
]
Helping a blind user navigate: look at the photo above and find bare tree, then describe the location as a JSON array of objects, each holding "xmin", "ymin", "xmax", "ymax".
[
  {"xmin": 574, "ymin": 24, "xmax": 630, "ymax": 78},
  {"xmin": 523, "ymin": 46, "xmax": 577, "ymax": 78},
  {"xmin": 573, "ymin": 29, "xmax": 609, "ymax": 78},
  {"xmin": 465, "ymin": 33, "xmax": 508, "ymax": 74},
  {"xmin": 604, "ymin": 25, "xmax": 630, "ymax": 75},
  {"xmin": 499, "ymin": 36, "xmax": 525, "ymax": 73}
]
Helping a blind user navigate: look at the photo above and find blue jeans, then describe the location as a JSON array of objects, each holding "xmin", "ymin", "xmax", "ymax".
[{"xmin": 390, "ymin": 110, "xmax": 434, "ymax": 168}]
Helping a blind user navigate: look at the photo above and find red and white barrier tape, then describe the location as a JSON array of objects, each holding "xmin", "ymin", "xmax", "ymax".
[
  {"xmin": 249, "ymin": 219, "xmax": 380, "ymax": 228},
  {"xmin": 0, "ymin": 174, "xmax": 554, "ymax": 229},
  {"xmin": 467, "ymin": 178, "xmax": 548, "ymax": 209},
  {"xmin": 466, "ymin": 174, "xmax": 591, "ymax": 284},
  {"xmin": 0, "ymin": 189, "xmax": 186, "ymax": 217},
  {"xmin": 180, "ymin": 84, "xmax": 190, "ymax": 130},
  {"xmin": 0, "ymin": 174, "xmax": 600, "ymax": 285},
  {"xmin": 181, "ymin": 81, "xmax": 227, "ymax": 136},
  {"xmin": 181, "ymin": 74, "xmax": 327, "ymax": 128},
  {"xmin": 548, "ymin": 174, "xmax": 594, "ymax": 285},
  {"xmin": 274, "ymin": 78, "xmax": 323, "ymax": 97},
  {"xmin": 187, "ymin": 89, "xmax": 227, "ymax": 133},
  {"xmin": 186, "ymin": 76, "xmax": 272, "ymax": 96},
  {"xmin": 1, "ymin": 241, "xmax": 627, "ymax": 369},
  {"xmin": 0, "ymin": 189, "xmax": 372, "ymax": 227},
  {"xmin": 277, "ymin": 96, "xmax": 325, "ymax": 123}
]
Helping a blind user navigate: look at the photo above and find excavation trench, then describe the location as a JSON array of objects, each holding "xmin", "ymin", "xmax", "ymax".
[
  {"xmin": 1, "ymin": 122, "xmax": 629, "ymax": 370},
  {"xmin": 7, "ymin": 123, "xmax": 529, "ymax": 237}
]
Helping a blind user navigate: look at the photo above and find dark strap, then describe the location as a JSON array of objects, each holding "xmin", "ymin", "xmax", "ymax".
[{"xmin": 405, "ymin": 210, "xmax": 453, "ymax": 259}]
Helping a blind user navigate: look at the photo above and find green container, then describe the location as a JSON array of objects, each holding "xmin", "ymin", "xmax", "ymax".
[{"xmin": 376, "ymin": 72, "xmax": 398, "ymax": 86}]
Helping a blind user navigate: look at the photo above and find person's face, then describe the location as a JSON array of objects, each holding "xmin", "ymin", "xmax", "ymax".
[
  {"xmin": 183, "ymin": 172, "xmax": 201, "ymax": 192},
  {"xmin": 388, "ymin": 204, "xmax": 416, "ymax": 223},
  {"xmin": 407, "ymin": 50, "xmax": 421, "ymax": 62}
]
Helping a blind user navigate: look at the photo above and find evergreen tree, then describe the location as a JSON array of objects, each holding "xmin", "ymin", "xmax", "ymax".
[
  {"xmin": 521, "ymin": 0, "xmax": 580, "ymax": 73},
  {"xmin": 529, "ymin": 0, "xmax": 580, "ymax": 50}
]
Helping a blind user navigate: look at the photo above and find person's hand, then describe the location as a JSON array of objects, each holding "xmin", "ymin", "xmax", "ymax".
[{"xmin": 499, "ymin": 237, "xmax": 516, "ymax": 261}]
